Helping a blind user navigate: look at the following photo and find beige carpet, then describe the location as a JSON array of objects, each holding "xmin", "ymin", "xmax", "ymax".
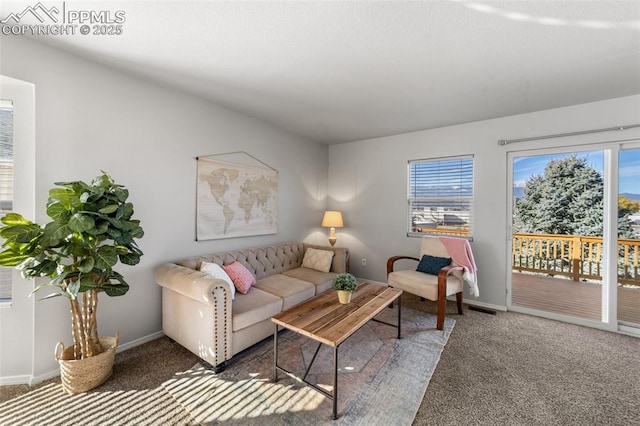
[{"xmin": 0, "ymin": 305, "xmax": 453, "ymax": 425}]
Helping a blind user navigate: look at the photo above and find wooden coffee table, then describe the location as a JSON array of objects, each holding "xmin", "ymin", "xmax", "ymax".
[{"xmin": 271, "ymin": 282, "xmax": 402, "ymax": 420}]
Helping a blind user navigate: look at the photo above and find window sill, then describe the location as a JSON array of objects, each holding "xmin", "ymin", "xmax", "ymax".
[{"xmin": 407, "ymin": 232, "xmax": 473, "ymax": 242}]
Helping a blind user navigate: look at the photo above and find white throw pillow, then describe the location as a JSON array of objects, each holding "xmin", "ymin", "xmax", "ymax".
[
  {"xmin": 200, "ymin": 261, "xmax": 236, "ymax": 300},
  {"xmin": 302, "ymin": 248, "xmax": 335, "ymax": 273}
]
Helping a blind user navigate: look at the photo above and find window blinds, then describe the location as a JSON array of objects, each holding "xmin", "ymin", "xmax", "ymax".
[
  {"xmin": 408, "ymin": 155, "xmax": 474, "ymax": 237},
  {"xmin": 0, "ymin": 100, "xmax": 13, "ymax": 302}
]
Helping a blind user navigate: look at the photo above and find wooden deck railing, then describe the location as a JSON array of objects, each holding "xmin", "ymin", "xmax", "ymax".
[{"xmin": 512, "ymin": 232, "xmax": 640, "ymax": 287}]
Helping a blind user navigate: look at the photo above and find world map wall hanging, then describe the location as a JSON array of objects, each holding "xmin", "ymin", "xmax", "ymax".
[{"xmin": 196, "ymin": 152, "xmax": 278, "ymax": 240}]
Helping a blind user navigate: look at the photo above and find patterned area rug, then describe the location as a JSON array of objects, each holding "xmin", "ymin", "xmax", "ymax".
[{"xmin": 163, "ymin": 306, "xmax": 454, "ymax": 425}]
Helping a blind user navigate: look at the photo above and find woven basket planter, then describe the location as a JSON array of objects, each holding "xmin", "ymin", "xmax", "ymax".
[{"xmin": 55, "ymin": 332, "xmax": 119, "ymax": 394}]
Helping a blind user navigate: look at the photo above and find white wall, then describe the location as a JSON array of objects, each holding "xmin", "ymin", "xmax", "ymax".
[
  {"xmin": 328, "ymin": 95, "xmax": 640, "ymax": 309},
  {"xmin": 0, "ymin": 36, "xmax": 329, "ymax": 381}
]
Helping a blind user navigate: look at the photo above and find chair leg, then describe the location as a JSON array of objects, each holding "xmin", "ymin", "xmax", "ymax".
[
  {"xmin": 456, "ymin": 292, "xmax": 464, "ymax": 314},
  {"xmin": 436, "ymin": 293, "xmax": 446, "ymax": 330}
]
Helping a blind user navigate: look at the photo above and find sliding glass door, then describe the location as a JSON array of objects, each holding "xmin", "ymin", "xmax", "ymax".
[
  {"xmin": 511, "ymin": 149, "xmax": 605, "ymax": 322},
  {"xmin": 508, "ymin": 142, "xmax": 640, "ymax": 332},
  {"xmin": 617, "ymin": 147, "xmax": 640, "ymax": 328}
]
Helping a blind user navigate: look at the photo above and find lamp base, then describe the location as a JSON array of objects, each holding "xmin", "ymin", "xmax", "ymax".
[{"xmin": 328, "ymin": 227, "xmax": 337, "ymax": 246}]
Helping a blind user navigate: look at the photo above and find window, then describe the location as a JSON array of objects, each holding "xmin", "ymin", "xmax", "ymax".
[
  {"xmin": 408, "ymin": 155, "xmax": 474, "ymax": 238},
  {"xmin": 0, "ymin": 99, "xmax": 14, "ymax": 303}
]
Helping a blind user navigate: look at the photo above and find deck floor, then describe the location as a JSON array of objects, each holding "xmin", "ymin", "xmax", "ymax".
[{"xmin": 512, "ymin": 272, "xmax": 640, "ymax": 324}]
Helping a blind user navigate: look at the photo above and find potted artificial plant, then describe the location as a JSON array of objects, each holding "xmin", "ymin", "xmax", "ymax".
[
  {"xmin": 332, "ymin": 272, "xmax": 358, "ymax": 304},
  {"xmin": 0, "ymin": 172, "xmax": 143, "ymax": 394}
]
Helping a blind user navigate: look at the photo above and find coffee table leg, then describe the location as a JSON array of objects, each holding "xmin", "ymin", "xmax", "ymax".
[
  {"xmin": 332, "ymin": 345, "xmax": 339, "ymax": 420},
  {"xmin": 397, "ymin": 293, "xmax": 402, "ymax": 339},
  {"xmin": 273, "ymin": 324, "xmax": 278, "ymax": 382}
]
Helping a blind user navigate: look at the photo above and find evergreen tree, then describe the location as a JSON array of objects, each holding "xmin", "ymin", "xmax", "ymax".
[{"xmin": 514, "ymin": 155, "xmax": 634, "ymax": 237}]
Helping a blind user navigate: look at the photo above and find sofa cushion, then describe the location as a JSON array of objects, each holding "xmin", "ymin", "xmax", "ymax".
[
  {"xmin": 200, "ymin": 261, "xmax": 235, "ymax": 300},
  {"xmin": 232, "ymin": 287, "xmax": 283, "ymax": 332},
  {"xmin": 302, "ymin": 247, "xmax": 335, "ymax": 272},
  {"xmin": 223, "ymin": 261, "xmax": 256, "ymax": 294},
  {"xmin": 254, "ymin": 274, "xmax": 316, "ymax": 310},
  {"xmin": 282, "ymin": 267, "xmax": 337, "ymax": 295}
]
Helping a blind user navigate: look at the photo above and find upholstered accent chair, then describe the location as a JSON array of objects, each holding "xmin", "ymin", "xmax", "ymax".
[{"xmin": 387, "ymin": 236, "xmax": 464, "ymax": 330}]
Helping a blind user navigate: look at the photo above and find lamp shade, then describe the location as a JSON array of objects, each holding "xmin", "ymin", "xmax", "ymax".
[{"xmin": 321, "ymin": 211, "xmax": 344, "ymax": 228}]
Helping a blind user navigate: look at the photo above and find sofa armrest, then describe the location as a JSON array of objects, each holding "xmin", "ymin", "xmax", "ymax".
[
  {"xmin": 303, "ymin": 243, "xmax": 350, "ymax": 273},
  {"xmin": 155, "ymin": 263, "xmax": 233, "ymax": 304},
  {"xmin": 154, "ymin": 263, "xmax": 233, "ymax": 368}
]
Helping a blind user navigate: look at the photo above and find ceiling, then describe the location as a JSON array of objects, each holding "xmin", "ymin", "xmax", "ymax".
[{"xmin": 3, "ymin": 1, "xmax": 640, "ymax": 144}]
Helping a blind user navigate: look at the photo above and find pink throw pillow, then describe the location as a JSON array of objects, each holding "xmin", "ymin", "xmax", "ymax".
[{"xmin": 223, "ymin": 261, "xmax": 256, "ymax": 295}]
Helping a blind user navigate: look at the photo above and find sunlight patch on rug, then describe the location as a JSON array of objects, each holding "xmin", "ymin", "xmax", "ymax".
[
  {"xmin": 0, "ymin": 383, "xmax": 189, "ymax": 425},
  {"xmin": 162, "ymin": 306, "xmax": 455, "ymax": 425}
]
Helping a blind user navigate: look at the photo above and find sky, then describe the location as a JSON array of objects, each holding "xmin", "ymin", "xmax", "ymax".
[{"xmin": 513, "ymin": 149, "xmax": 640, "ymax": 195}]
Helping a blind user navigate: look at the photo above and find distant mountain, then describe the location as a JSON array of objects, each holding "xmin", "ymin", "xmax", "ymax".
[{"xmin": 621, "ymin": 193, "xmax": 640, "ymax": 201}]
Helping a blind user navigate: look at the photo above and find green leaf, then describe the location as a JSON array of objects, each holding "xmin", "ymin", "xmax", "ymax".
[
  {"xmin": 103, "ymin": 281, "xmax": 129, "ymax": 297},
  {"xmin": 0, "ymin": 224, "xmax": 41, "ymax": 243},
  {"xmin": 0, "ymin": 249, "xmax": 27, "ymax": 266},
  {"xmin": 114, "ymin": 188, "xmax": 129, "ymax": 203},
  {"xmin": 115, "ymin": 233, "xmax": 133, "ymax": 245},
  {"xmin": 39, "ymin": 292, "xmax": 64, "ymax": 301},
  {"xmin": 1, "ymin": 213, "xmax": 32, "ymax": 226},
  {"xmin": 85, "ymin": 220, "xmax": 109, "ymax": 236},
  {"xmin": 99, "ymin": 204, "xmax": 119, "ymax": 214},
  {"xmin": 130, "ymin": 226, "xmax": 144, "ymax": 239},
  {"xmin": 114, "ymin": 245, "xmax": 129, "ymax": 255},
  {"xmin": 40, "ymin": 222, "xmax": 66, "ymax": 247},
  {"xmin": 78, "ymin": 275, "xmax": 100, "ymax": 292},
  {"xmin": 65, "ymin": 280, "xmax": 80, "ymax": 299},
  {"xmin": 31, "ymin": 282, "xmax": 52, "ymax": 295},
  {"xmin": 117, "ymin": 203, "xmax": 134, "ymax": 220},
  {"xmin": 51, "ymin": 271, "xmax": 69, "ymax": 286},
  {"xmin": 107, "ymin": 218, "xmax": 124, "ymax": 229},
  {"xmin": 52, "ymin": 225, "xmax": 72, "ymax": 241},
  {"xmin": 46, "ymin": 202, "xmax": 68, "ymax": 220},
  {"xmin": 119, "ymin": 252, "xmax": 141, "ymax": 266},
  {"xmin": 68, "ymin": 213, "xmax": 95, "ymax": 233},
  {"xmin": 119, "ymin": 219, "xmax": 139, "ymax": 231},
  {"xmin": 48, "ymin": 188, "xmax": 76, "ymax": 209},
  {"xmin": 28, "ymin": 259, "xmax": 58, "ymax": 277},
  {"xmin": 92, "ymin": 173, "xmax": 113, "ymax": 189},
  {"xmin": 77, "ymin": 257, "xmax": 95, "ymax": 273},
  {"xmin": 95, "ymin": 246, "xmax": 118, "ymax": 270}
]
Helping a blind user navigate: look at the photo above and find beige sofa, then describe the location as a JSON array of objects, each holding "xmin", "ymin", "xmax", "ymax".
[{"xmin": 154, "ymin": 242, "xmax": 349, "ymax": 372}]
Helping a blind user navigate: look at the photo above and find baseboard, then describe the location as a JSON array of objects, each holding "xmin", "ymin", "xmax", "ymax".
[
  {"xmin": 116, "ymin": 331, "xmax": 165, "ymax": 353},
  {"xmin": 462, "ymin": 300, "xmax": 507, "ymax": 312},
  {"xmin": 29, "ymin": 369, "xmax": 61, "ymax": 386},
  {"xmin": 1, "ymin": 331, "xmax": 166, "ymax": 387},
  {"xmin": 360, "ymin": 278, "xmax": 387, "ymax": 286},
  {"xmin": 0, "ymin": 374, "xmax": 32, "ymax": 386}
]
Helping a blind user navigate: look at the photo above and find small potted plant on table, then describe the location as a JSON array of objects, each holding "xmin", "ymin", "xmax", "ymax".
[{"xmin": 332, "ymin": 273, "xmax": 358, "ymax": 304}]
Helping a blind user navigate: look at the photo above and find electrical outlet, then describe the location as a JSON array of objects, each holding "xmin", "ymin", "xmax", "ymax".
[{"xmin": 361, "ymin": 258, "xmax": 367, "ymax": 267}]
